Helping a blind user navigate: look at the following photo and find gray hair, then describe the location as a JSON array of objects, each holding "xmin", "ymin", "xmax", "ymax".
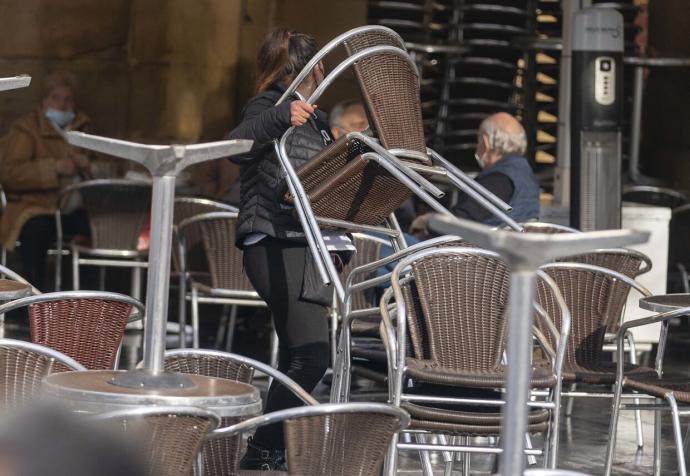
[
  {"xmin": 478, "ymin": 115, "xmax": 527, "ymax": 158},
  {"xmin": 329, "ymin": 100, "xmax": 360, "ymax": 129}
]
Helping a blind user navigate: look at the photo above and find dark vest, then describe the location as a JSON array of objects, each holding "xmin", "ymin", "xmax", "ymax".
[{"xmin": 477, "ymin": 154, "xmax": 540, "ymax": 226}]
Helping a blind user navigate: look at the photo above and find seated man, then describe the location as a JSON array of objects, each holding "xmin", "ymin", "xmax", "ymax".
[
  {"xmin": 329, "ymin": 100, "xmax": 368, "ymax": 139},
  {"xmin": 412, "ymin": 112, "xmax": 539, "ymax": 237}
]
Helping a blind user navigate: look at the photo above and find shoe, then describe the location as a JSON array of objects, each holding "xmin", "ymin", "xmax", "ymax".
[{"xmin": 239, "ymin": 437, "xmax": 287, "ymax": 470}]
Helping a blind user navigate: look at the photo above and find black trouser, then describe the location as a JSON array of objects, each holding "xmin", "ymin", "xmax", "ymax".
[
  {"xmin": 243, "ymin": 237, "xmax": 330, "ymax": 451},
  {"xmin": 18, "ymin": 209, "xmax": 90, "ymax": 290}
]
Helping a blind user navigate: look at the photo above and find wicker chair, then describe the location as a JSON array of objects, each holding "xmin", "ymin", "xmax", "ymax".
[
  {"xmin": 95, "ymin": 405, "xmax": 220, "ymax": 476},
  {"xmin": 274, "ymin": 25, "xmax": 520, "ymax": 301},
  {"xmin": 0, "ymin": 338, "xmax": 85, "ymax": 410},
  {"xmin": 604, "ymin": 304, "xmax": 690, "ymax": 476},
  {"xmin": 164, "ymin": 349, "xmax": 316, "ymax": 476},
  {"xmin": 176, "ymin": 212, "xmax": 270, "ymax": 352},
  {"xmin": 0, "ymin": 291, "xmax": 144, "ymax": 370},
  {"xmin": 208, "ymin": 402, "xmax": 409, "ymax": 476},
  {"xmin": 173, "ymin": 197, "xmax": 237, "ymax": 345},
  {"xmin": 380, "ymin": 247, "xmax": 568, "ymax": 475},
  {"xmin": 537, "ymin": 262, "xmax": 658, "ymax": 461},
  {"xmin": 330, "ymin": 234, "xmax": 463, "ymax": 403},
  {"xmin": 55, "ymin": 179, "xmax": 151, "ymax": 297}
]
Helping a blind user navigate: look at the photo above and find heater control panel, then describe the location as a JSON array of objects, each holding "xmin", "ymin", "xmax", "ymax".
[{"xmin": 594, "ymin": 57, "xmax": 616, "ymax": 106}]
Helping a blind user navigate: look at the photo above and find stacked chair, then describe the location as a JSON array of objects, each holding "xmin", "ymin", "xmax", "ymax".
[{"xmin": 274, "ymin": 25, "xmax": 523, "ymax": 304}]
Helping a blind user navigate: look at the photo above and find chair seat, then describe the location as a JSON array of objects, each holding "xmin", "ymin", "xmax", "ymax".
[
  {"xmin": 564, "ymin": 362, "xmax": 657, "ymax": 385},
  {"xmin": 401, "ymin": 401, "xmax": 550, "ymax": 435},
  {"xmin": 237, "ymin": 472, "xmax": 287, "ymax": 476},
  {"xmin": 351, "ymin": 318, "xmax": 381, "ymax": 337},
  {"xmin": 406, "ymin": 359, "xmax": 557, "ymax": 389},
  {"xmin": 72, "ymin": 243, "xmax": 146, "ymax": 259},
  {"xmin": 624, "ymin": 375, "xmax": 690, "ymax": 402}
]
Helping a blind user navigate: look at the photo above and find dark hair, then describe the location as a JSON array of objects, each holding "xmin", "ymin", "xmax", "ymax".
[
  {"xmin": 255, "ymin": 28, "xmax": 318, "ymax": 93},
  {"xmin": 42, "ymin": 70, "xmax": 77, "ymax": 99}
]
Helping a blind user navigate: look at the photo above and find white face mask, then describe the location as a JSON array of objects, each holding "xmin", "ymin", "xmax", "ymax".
[
  {"xmin": 475, "ymin": 152, "xmax": 486, "ymax": 169},
  {"xmin": 44, "ymin": 108, "xmax": 75, "ymax": 128}
]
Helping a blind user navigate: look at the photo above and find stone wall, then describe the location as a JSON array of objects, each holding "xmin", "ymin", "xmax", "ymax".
[{"xmin": 0, "ymin": 0, "xmax": 367, "ymax": 144}]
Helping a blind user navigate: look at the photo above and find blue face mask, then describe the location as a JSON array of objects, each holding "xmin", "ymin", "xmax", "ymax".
[{"xmin": 44, "ymin": 108, "xmax": 75, "ymax": 128}]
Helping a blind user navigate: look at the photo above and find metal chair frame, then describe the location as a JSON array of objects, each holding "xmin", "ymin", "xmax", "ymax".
[
  {"xmin": 176, "ymin": 212, "xmax": 271, "ymax": 352},
  {"xmin": 54, "ymin": 179, "xmax": 151, "ymax": 298},
  {"xmin": 604, "ymin": 305, "xmax": 690, "ymax": 476},
  {"xmin": 209, "ymin": 402, "xmax": 409, "ymax": 476},
  {"xmin": 0, "ymin": 338, "xmax": 86, "ymax": 409},
  {"xmin": 0, "ymin": 337, "xmax": 86, "ymax": 371},
  {"xmin": 536, "ymin": 262, "xmax": 657, "ymax": 460},
  {"xmin": 164, "ymin": 348, "xmax": 318, "ymax": 406},
  {"xmin": 378, "ymin": 246, "xmax": 571, "ymax": 474},
  {"xmin": 331, "ymin": 234, "xmax": 463, "ymax": 403},
  {"xmin": 273, "ymin": 25, "xmax": 522, "ymax": 302},
  {"xmin": 172, "ymin": 196, "xmax": 238, "ymax": 346},
  {"xmin": 0, "ymin": 290, "xmax": 144, "ymax": 370},
  {"xmin": 95, "ymin": 405, "xmax": 221, "ymax": 476}
]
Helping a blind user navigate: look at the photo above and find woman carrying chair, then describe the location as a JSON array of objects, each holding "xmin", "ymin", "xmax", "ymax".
[{"xmin": 226, "ymin": 28, "xmax": 341, "ymax": 470}]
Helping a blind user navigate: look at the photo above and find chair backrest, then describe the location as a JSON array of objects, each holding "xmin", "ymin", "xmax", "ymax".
[
  {"xmin": 97, "ymin": 406, "xmax": 219, "ymax": 476},
  {"xmin": 0, "ymin": 291, "xmax": 143, "ymax": 370},
  {"xmin": 402, "ymin": 248, "xmax": 509, "ymax": 371},
  {"xmin": 61, "ymin": 180, "xmax": 152, "ymax": 251},
  {"xmin": 178, "ymin": 212, "xmax": 253, "ymax": 291},
  {"xmin": 343, "ymin": 30, "xmax": 427, "ymax": 155},
  {"xmin": 0, "ymin": 339, "xmax": 85, "ymax": 410},
  {"xmin": 342, "ymin": 233, "xmax": 385, "ymax": 311},
  {"xmin": 538, "ymin": 264, "xmax": 632, "ymax": 372},
  {"xmin": 520, "ymin": 222, "xmax": 580, "ymax": 234},
  {"xmin": 283, "ymin": 405, "xmax": 407, "ymax": 476},
  {"xmin": 172, "ymin": 197, "xmax": 237, "ymax": 272},
  {"xmin": 561, "ymin": 249, "xmax": 649, "ymax": 333}
]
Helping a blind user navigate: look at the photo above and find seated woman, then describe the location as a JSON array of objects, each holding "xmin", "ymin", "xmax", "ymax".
[{"xmin": 0, "ymin": 71, "xmax": 93, "ymax": 289}]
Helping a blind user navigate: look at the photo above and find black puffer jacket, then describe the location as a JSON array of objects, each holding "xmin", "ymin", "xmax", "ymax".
[{"xmin": 227, "ymin": 82, "xmax": 332, "ymax": 246}]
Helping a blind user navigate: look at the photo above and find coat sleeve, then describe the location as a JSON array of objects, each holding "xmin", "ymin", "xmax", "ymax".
[
  {"xmin": 226, "ymin": 95, "xmax": 293, "ymax": 164},
  {"xmin": 0, "ymin": 126, "xmax": 59, "ymax": 192}
]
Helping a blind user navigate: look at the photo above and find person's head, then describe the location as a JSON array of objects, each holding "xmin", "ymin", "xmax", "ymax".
[
  {"xmin": 255, "ymin": 28, "xmax": 322, "ymax": 97},
  {"xmin": 41, "ymin": 71, "xmax": 77, "ymax": 127},
  {"xmin": 329, "ymin": 100, "xmax": 368, "ymax": 139},
  {"xmin": 475, "ymin": 112, "xmax": 527, "ymax": 168}
]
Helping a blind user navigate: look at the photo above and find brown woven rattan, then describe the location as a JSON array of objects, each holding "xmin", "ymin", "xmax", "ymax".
[
  {"xmin": 29, "ymin": 299, "xmax": 133, "ymax": 370},
  {"xmin": 78, "ymin": 182, "xmax": 151, "ymax": 251},
  {"xmin": 191, "ymin": 214, "xmax": 253, "ymax": 291},
  {"xmin": 401, "ymin": 402, "xmax": 550, "ymax": 435},
  {"xmin": 283, "ymin": 31, "xmax": 431, "ymax": 226},
  {"xmin": 0, "ymin": 344, "xmax": 75, "ymax": 409},
  {"xmin": 164, "ymin": 353, "xmax": 253, "ymax": 476},
  {"xmin": 536, "ymin": 266, "xmax": 655, "ymax": 384},
  {"xmin": 623, "ymin": 376, "xmax": 690, "ymax": 403},
  {"xmin": 173, "ymin": 197, "xmax": 235, "ymax": 273},
  {"xmin": 343, "ymin": 31, "xmax": 426, "ymax": 154},
  {"xmin": 106, "ymin": 412, "xmax": 214, "ymax": 476},
  {"xmin": 282, "ymin": 412, "xmax": 403, "ymax": 476}
]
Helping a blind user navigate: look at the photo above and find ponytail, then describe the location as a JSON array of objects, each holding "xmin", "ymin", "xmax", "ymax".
[{"xmin": 255, "ymin": 28, "xmax": 318, "ymax": 93}]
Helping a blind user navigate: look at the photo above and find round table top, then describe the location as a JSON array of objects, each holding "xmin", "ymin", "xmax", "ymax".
[
  {"xmin": 0, "ymin": 279, "xmax": 32, "ymax": 301},
  {"xmin": 43, "ymin": 370, "xmax": 262, "ymax": 417},
  {"xmin": 639, "ymin": 294, "xmax": 690, "ymax": 313}
]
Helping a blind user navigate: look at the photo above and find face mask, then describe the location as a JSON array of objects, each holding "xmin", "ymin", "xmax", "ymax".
[
  {"xmin": 44, "ymin": 108, "xmax": 75, "ymax": 128},
  {"xmin": 474, "ymin": 152, "xmax": 485, "ymax": 169}
]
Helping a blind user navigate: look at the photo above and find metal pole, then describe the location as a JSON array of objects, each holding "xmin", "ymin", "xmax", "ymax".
[
  {"xmin": 142, "ymin": 175, "xmax": 176, "ymax": 373},
  {"xmin": 629, "ymin": 65, "xmax": 644, "ymax": 183},
  {"xmin": 554, "ymin": 0, "xmax": 580, "ymax": 206},
  {"xmin": 499, "ymin": 269, "xmax": 536, "ymax": 475}
]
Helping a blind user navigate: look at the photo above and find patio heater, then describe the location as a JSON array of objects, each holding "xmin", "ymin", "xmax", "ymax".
[
  {"xmin": 570, "ymin": 7, "xmax": 624, "ymax": 230},
  {"xmin": 428, "ymin": 215, "xmax": 648, "ymax": 475}
]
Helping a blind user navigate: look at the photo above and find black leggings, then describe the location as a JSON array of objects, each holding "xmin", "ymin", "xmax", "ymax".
[{"xmin": 242, "ymin": 237, "xmax": 330, "ymax": 450}]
